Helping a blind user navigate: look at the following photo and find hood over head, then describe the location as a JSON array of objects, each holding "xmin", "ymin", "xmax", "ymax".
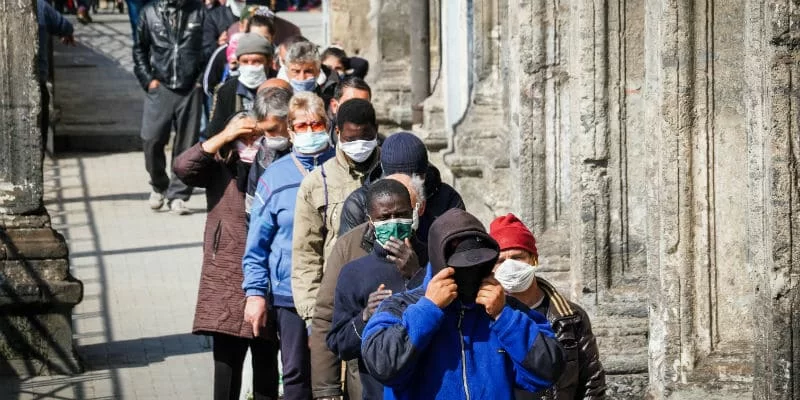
[{"xmin": 427, "ymin": 209, "xmax": 499, "ymax": 275}]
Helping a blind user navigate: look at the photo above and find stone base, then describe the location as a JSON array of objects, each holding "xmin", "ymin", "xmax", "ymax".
[
  {"xmin": 0, "ymin": 310, "xmax": 82, "ymax": 376},
  {"xmin": 0, "ymin": 211, "xmax": 83, "ymax": 376}
]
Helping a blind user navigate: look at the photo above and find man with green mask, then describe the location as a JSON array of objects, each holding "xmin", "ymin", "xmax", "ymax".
[{"xmin": 326, "ymin": 178, "xmax": 428, "ymax": 400}]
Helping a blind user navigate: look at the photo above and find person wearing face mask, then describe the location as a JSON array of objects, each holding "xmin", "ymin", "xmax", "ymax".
[
  {"xmin": 327, "ymin": 77, "xmax": 372, "ymax": 145},
  {"xmin": 337, "ymin": 131, "xmax": 466, "ymax": 242},
  {"xmin": 291, "ymin": 98, "xmax": 381, "ymax": 333},
  {"xmin": 309, "ymin": 173, "xmax": 424, "ymax": 400},
  {"xmin": 244, "ymin": 86, "xmax": 294, "ymax": 220},
  {"xmin": 360, "ymin": 208, "xmax": 566, "ymax": 400},
  {"xmin": 327, "ymin": 179, "xmax": 428, "ymax": 400},
  {"xmin": 280, "ymin": 40, "xmax": 340, "ymax": 109},
  {"xmin": 133, "ymin": 0, "xmax": 206, "ymax": 215},
  {"xmin": 489, "ymin": 214, "xmax": 606, "ymax": 400},
  {"xmin": 242, "ymin": 92, "xmax": 335, "ymax": 400},
  {"xmin": 206, "ymin": 33, "xmax": 274, "ymax": 140},
  {"xmin": 173, "ymin": 93, "xmax": 291, "ymax": 400}
]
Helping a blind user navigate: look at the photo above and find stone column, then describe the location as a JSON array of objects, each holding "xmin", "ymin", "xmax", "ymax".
[
  {"xmin": 0, "ymin": 0, "xmax": 83, "ymax": 376},
  {"xmin": 747, "ymin": 1, "xmax": 800, "ymax": 399},
  {"xmin": 328, "ymin": 0, "xmax": 412, "ymax": 129}
]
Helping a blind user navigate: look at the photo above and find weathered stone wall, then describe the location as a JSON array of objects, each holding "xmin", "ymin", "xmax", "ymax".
[
  {"xmin": 330, "ymin": 0, "xmax": 800, "ymax": 397},
  {"xmin": 329, "ymin": 0, "xmax": 413, "ymax": 129},
  {"xmin": 0, "ymin": 0, "xmax": 83, "ymax": 376}
]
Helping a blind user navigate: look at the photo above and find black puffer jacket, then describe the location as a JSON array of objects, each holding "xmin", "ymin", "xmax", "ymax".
[
  {"xmin": 133, "ymin": 0, "xmax": 206, "ymax": 92},
  {"xmin": 337, "ymin": 163, "xmax": 466, "ymax": 241},
  {"xmin": 202, "ymin": 5, "xmax": 236, "ymax": 61}
]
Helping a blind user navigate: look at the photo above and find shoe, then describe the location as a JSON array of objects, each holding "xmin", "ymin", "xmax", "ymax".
[
  {"xmin": 148, "ymin": 191, "xmax": 165, "ymax": 210},
  {"xmin": 116, "ymin": 0, "xmax": 124, "ymax": 13},
  {"xmin": 169, "ymin": 199, "xmax": 191, "ymax": 215},
  {"xmin": 77, "ymin": 7, "xmax": 92, "ymax": 24}
]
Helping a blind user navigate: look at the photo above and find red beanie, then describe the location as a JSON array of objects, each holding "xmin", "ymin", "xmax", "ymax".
[{"xmin": 489, "ymin": 213, "xmax": 538, "ymax": 257}]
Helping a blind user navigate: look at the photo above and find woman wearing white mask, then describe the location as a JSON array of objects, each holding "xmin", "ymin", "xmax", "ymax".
[
  {"xmin": 242, "ymin": 92, "xmax": 335, "ymax": 400},
  {"xmin": 206, "ymin": 33, "xmax": 274, "ymax": 140},
  {"xmin": 488, "ymin": 213, "xmax": 607, "ymax": 400},
  {"xmin": 174, "ymin": 91, "xmax": 298, "ymax": 399}
]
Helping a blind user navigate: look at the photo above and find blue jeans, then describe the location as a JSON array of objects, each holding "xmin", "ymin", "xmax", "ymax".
[{"xmin": 126, "ymin": 0, "xmax": 148, "ymax": 43}]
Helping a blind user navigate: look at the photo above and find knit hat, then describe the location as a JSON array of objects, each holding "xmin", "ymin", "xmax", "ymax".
[
  {"xmin": 381, "ymin": 131, "xmax": 429, "ymax": 175},
  {"xmin": 489, "ymin": 213, "xmax": 538, "ymax": 257},
  {"xmin": 235, "ymin": 33, "xmax": 274, "ymax": 59}
]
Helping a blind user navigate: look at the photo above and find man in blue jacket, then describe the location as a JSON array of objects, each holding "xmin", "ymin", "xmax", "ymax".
[{"xmin": 361, "ymin": 208, "xmax": 565, "ymax": 400}]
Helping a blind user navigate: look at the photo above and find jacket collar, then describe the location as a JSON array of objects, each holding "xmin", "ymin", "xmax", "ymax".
[
  {"xmin": 334, "ymin": 146, "xmax": 381, "ymax": 180},
  {"xmin": 294, "ymin": 146, "xmax": 335, "ymax": 170},
  {"xmin": 536, "ymin": 277, "xmax": 575, "ymax": 318}
]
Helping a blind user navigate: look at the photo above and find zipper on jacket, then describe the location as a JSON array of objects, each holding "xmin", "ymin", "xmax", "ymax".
[
  {"xmin": 458, "ymin": 308, "xmax": 471, "ymax": 400},
  {"xmin": 172, "ymin": 9, "xmax": 180, "ymax": 87}
]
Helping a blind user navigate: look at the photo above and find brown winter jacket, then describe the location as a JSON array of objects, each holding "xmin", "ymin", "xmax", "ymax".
[
  {"xmin": 517, "ymin": 278, "xmax": 606, "ymax": 400},
  {"xmin": 310, "ymin": 223, "xmax": 371, "ymax": 399},
  {"xmin": 291, "ymin": 147, "xmax": 381, "ymax": 321},
  {"xmin": 174, "ymin": 143, "xmax": 275, "ymax": 340}
]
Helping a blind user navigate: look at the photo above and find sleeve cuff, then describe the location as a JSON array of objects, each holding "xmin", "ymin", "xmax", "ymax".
[{"xmin": 245, "ymin": 289, "xmax": 267, "ymax": 297}]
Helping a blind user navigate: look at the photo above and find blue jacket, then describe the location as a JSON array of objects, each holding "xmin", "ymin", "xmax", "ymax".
[
  {"xmin": 242, "ymin": 146, "xmax": 335, "ymax": 307},
  {"xmin": 361, "ymin": 265, "xmax": 565, "ymax": 400}
]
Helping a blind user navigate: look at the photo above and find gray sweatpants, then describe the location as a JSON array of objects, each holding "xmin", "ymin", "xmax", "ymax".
[{"xmin": 140, "ymin": 84, "xmax": 202, "ymax": 201}]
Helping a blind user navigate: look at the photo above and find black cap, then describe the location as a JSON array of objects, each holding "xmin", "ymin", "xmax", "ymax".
[{"xmin": 447, "ymin": 235, "xmax": 499, "ymax": 268}]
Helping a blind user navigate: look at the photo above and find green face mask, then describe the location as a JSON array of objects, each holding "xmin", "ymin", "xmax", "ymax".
[{"xmin": 372, "ymin": 218, "xmax": 414, "ymax": 247}]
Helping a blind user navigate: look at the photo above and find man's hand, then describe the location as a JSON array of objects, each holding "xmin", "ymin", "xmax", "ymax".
[
  {"xmin": 223, "ymin": 115, "xmax": 258, "ymax": 142},
  {"xmin": 476, "ymin": 276, "xmax": 505, "ymax": 320},
  {"xmin": 148, "ymin": 79, "xmax": 160, "ymax": 91},
  {"xmin": 362, "ymin": 284, "xmax": 393, "ymax": 321},
  {"xmin": 217, "ymin": 30, "xmax": 229, "ymax": 46},
  {"xmin": 425, "ymin": 267, "xmax": 458, "ymax": 309},
  {"xmin": 60, "ymin": 35, "xmax": 75, "ymax": 46},
  {"xmin": 384, "ymin": 238, "xmax": 419, "ymax": 279},
  {"xmin": 243, "ymin": 296, "xmax": 267, "ymax": 337}
]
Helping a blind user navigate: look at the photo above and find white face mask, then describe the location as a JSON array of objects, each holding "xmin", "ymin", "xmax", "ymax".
[
  {"xmin": 338, "ymin": 135, "xmax": 377, "ymax": 163},
  {"xmin": 264, "ymin": 136, "xmax": 290, "ymax": 151},
  {"xmin": 234, "ymin": 139, "xmax": 259, "ymax": 163},
  {"xmin": 237, "ymin": 64, "xmax": 267, "ymax": 89},
  {"xmin": 494, "ymin": 259, "xmax": 536, "ymax": 294}
]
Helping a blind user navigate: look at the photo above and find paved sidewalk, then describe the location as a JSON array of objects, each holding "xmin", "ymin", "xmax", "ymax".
[{"xmin": 0, "ymin": 8, "xmax": 323, "ymax": 400}]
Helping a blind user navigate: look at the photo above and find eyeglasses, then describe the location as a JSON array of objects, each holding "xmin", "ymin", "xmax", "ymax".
[{"xmin": 292, "ymin": 120, "xmax": 326, "ymax": 132}]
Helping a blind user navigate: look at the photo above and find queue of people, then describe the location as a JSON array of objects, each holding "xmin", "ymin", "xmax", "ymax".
[{"xmin": 132, "ymin": 1, "xmax": 607, "ymax": 398}]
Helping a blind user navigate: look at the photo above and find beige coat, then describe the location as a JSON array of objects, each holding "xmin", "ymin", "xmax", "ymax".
[{"xmin": 291, "ymin": 147, "xmax": 381, "ymax": 320}]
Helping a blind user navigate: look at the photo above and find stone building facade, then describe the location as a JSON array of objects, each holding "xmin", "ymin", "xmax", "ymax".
[{"xmin": 329, "ymin": 0, "xmax": 800, "ymax": 398}]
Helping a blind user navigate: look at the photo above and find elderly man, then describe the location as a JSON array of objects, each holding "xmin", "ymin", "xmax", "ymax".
[
  {"xmin": 490, "ymin": 214, "xmax": 606, "ymax": 399},
  {"xmin": 281, "ymin": 39, "xmax": 339, "ymax": 107},
  {"xmin": 133, "ymin": 0, "xmax": 205, "ymax": 215},
  {"xmin": 206, "ymin": 33, "xmax": 274, "ymax": 139},
  {"xmin": 361, "ymin": 208, "xmax": 566, "ymax": 400},
  {"xmin": 311, "ymin": 173, "xmax": 425, "ymax": 400},
  {"xmin": 244, "ymin": 87, "xmax": 294, "ymax": 220},
  {"xmin": 328, "ymin": 178, "xmax": 429, "ymax": 400}
]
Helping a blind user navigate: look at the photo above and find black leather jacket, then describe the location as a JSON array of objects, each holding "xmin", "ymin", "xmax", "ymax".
[
  {"xmin": 133, "ymin": 0, "xmax": 206, "ymax": 92},
  {"xmin": 518, "ymin": 279, "xmax": 607, "ymax": 400}
]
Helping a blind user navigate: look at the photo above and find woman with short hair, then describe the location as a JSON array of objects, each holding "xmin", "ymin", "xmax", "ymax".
[{"xmin": 242, "ymin": 92, "xmax": 335, "ymax": 400}]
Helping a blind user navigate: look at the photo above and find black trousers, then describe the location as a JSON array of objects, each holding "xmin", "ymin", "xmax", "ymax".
[
  {"xmin": 275, "ymin": 307, "xmax": 312, "ymax": 400},
  {"xmin": 212, "ymin": 333, "xmax": 279, "ymax": 400},
  {"xmin": 140, "ymin": 84, "xmax": 201, "ymax": 201}
]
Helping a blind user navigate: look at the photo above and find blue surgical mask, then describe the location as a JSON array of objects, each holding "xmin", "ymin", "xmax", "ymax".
[
  {"xmin": 290, "ymin": 76, "xmax": 317, "ymax": 93},
  {"xmin": 293, "ymin": 130, "xmax": 330, "ymax": 154}
]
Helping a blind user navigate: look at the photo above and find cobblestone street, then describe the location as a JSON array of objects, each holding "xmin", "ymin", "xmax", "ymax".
[{"xmin": 0, "ymin": 7, "xmax": 322, "ymax": 400}]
